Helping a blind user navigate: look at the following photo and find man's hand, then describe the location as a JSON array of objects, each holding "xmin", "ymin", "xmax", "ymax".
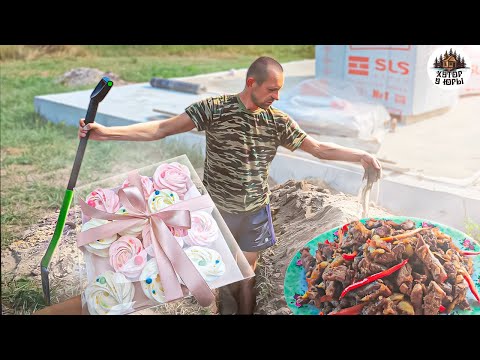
[
  {"xmin": 360, "ymin": 152, "xmax": 382, "ymax": 181},
  {"xmin": 299, "ymin": 136, "xmax": 382, "ymax": 181},
  {"xmin": 78, "ymin": 118, "xmax": 109, "ymax": 140}
]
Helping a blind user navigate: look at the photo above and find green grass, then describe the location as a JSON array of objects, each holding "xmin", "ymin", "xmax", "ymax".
[
  {"xmin": 465, "ymin": 218, "xmax": 480, "ymax": 243},
  {"xmin": 0, "ymin": 45, "xmax": 314, "ymax": 313},
  {"xmin": 1, "ymin": 276, "xmax": 48, "ymax": 314}
]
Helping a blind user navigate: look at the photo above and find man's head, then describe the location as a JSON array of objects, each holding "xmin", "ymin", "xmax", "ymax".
[{"xmin": 245, "ymin": 56, "xmax": 284, "ymax": 109}]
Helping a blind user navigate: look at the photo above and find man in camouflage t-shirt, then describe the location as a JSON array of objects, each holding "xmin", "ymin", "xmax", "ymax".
[
  {"xmin": 79, "ymin": 56, "xmax": 381, "ymax": 315},
  {"xmin": 185, "ymin": 93, "xmax": 306, "ymax": 214}
]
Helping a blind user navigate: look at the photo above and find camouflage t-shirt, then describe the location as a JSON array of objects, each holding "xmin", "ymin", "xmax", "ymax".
[{"xmin": 185, "ymin": 94, "xmax": 307, "ymax": 214}]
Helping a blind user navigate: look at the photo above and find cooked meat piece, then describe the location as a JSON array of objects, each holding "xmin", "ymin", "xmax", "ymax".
[
  {"xmin": 365, "ymin": 219, "xmax": 382, "ymax": 229},
  {"xmin": 325, "ymin": 280, "xmax": 339, "ymax": 298},
  {"xmin": 410, "ymin": 283, "xmax": 424, "ymax": 315},
  {"xmin": 423, "ymin": 281, "xmax": 446, "ymax": 315},
  {"xmin": 321, "ymin": 244, "xmax": 334, "ymax": 261},
  {"xmin": 374, "ymin": 251, "xmax": 399, "ymax": 265},
  {"xmin": 396, "ymin": 263, "xmax": 413, "ymax": 287},
  {"xmin": 439, "ymin": 282, "xmax": 453, "ymax": 296},
  {"xmin": 300, "ymin": 248, "xmax": 315, "ymax": 272},
  {"xmin": 322, "ymin": 265, "xmax": 349, "ymax": 283},
  {"xmin": 352, "ymin": 253, "xmax": 364, "ymax": 272},
  {"xmin": 357, "ymin": 257, "xmax": 387, "ymax": 277},
  {"xmin": 415, "ymin": 235, "xmax": 448, "ymax": 283},
  {"xmin": 342, "ymin": 221, "xmax": 370, "ymax": 248},
  {"xmin": 339, "ymin": 297, "xmax": 355, "ymax": 308},
  {"xmin": 350, "ymin": 281, "xmax": 382, "ymax": 299},
  {"xmin": 422, "ymin": 230, "xmax": 441, "ymax": 251},
  {"xmin": 400, "ymin": 219, "xmax": 415, "ymax": 231},
  {"xmin": 412, "ymin": 272, "xmax": 428, "ymax": 284},
  {"xmin": 349, "ymin": 280, "xmax": 392, "ymax": 302},
  {"xmin": 458, "ymin": 299, "xmax": 471, "ymax": 310},
  {"xmin": 451, "ymin": 280, "xmax": 469, "ymax": 306},
  {"xmin": 392, "ymin": 243, "xmax": 407, "ymax": 260},
  {"xmin": 361, "ymin": 283, "xmax": 392, "ymax": 302},
  {"xmin": 385, "ymin": 220, "xmax": 402, "ymax": 230},
  {"xmin": 361, "ymin": 297, "xmax": 394, "ymax": 315},
  {"xmin": 373, "ymin": 225, "xmax": 393, "ymax": 238}
]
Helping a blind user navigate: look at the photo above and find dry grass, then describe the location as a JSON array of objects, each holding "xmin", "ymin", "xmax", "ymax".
[{"xmin": 0, "ymin": 45, "xmax": 89, "ymax": 61}]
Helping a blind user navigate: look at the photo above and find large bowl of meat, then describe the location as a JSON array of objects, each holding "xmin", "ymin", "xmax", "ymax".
[{"xmin": 284, "ymin": 217, "xmax": 480, "ymax": 315}]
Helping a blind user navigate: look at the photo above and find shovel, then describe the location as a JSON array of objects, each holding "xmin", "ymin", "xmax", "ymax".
[{"xmin": 40, "ymin": 77, "xmax": 113, "ymax": 305}]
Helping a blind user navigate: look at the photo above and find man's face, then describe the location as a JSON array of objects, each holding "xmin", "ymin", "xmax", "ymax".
[{"xmin": 251, "ymin": 68, "xmax": 284, "ymax": 109}]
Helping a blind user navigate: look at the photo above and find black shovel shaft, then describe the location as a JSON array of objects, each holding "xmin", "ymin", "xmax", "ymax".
[
  {"xmin": 41, "ymin": 77, "xmax": 112, "ymax": 306},
  {"xmin": 85, "ymin": 100, "xmax": 99, "ymax": 125},
  {"xmin": 67, "ymin": 101, "xmax": 98, "ymax": 190}
]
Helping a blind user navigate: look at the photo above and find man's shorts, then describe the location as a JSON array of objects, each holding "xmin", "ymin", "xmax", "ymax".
[{"xmin": 218, "ymin": 203, "xmax": 277, "ymax": 252}]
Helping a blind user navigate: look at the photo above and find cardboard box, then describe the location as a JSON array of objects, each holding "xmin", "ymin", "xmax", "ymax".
[
  {"xmin": 315, "ymin": 45, "xmax": 460, "ymax": 116},
  {"xmin": 74, "ymin": 154, "xmax": 254, "ymax": 315}
]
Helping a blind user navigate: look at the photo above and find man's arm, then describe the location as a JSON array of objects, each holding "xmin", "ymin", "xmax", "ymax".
[
  {"xmin": 79, "ymin": 112, "xmax": 195, "ymax": 141},
  {"xmin": 299, "ymin": 134, "xmax": 382, "ymax": 173}
]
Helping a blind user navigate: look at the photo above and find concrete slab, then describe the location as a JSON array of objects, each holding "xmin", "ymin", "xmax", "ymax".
[{"xmin": 34, "ymin": 83, "xmax": 218, "ymax": 127}]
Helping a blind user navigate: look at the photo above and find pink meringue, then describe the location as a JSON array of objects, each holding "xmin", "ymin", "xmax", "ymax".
[
  {"xmin": 142, "ymin": 225, "xmax": 184, "ymax": 256},
  {"xmin": 86, "ymin": 188, "xmax": 120, "ymax": 213},
  {"xmin": 108, "ymin": 236, "xmax": 147, "ymax": 279},
  {"xmin": 153, "ymin": 162, "xmax": 192, "ymax": 199},
  {"xmin": 121, "ymin": 175, "xmax": 154, "ymax": 200},
  {"xmin": 184, "ymin": 211, "xmax": 219, "ymax": 246}
]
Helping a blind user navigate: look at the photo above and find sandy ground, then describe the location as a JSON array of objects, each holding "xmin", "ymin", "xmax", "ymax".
[
  {"xmin": 1, "ymin": 178, "xmax": 392, "ymax": 315},
  {"xmin": 377, "ymin": 95, "xmax": 480, "ymax": 179}
]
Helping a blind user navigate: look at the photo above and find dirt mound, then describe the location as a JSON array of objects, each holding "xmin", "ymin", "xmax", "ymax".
[
  {"xmin": 1, "ymin": 179, "xmax": 393, "ymax": 315},
  {"xmin": 57, "ymin": 68, "xmax": 129, "ymax": 87}
]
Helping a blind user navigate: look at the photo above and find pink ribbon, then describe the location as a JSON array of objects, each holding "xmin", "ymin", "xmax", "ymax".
[{"xmin": 77, "ymin": 171, "xmax": 216, "ymax": 307}]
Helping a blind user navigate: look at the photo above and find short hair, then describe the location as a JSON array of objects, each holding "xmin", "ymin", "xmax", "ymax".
[{"xmin": 246, "ymin": 56, "xmax": 283, "ymax": 84}]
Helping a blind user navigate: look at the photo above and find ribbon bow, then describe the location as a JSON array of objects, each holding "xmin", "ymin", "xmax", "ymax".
[{"xmin": 77, "ymin": 171, "xmax": 216, "ymax": 307}]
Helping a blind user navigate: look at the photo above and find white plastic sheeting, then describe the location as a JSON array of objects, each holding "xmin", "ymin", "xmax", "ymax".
[{"xmin": 274, "ymin": 78, "xmax": 390, "ymax": 143}]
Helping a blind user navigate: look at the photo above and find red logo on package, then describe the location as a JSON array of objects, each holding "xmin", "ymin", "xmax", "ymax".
[{"xmin": 348, "ymin": 56, "xmax": 369, "ymax": 76}]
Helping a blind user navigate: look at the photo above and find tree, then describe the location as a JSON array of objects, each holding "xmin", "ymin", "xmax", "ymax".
[
  {"xmin": 434, "ymin": 56, "xmax": 439, "ymax": 67},
  {"xmin": 449, "ymin": 48, "xmax": 453, "ymax": 57},
  {"xmin": 438, "ymin": 53, "xmax": 444, "ymax": 68}
]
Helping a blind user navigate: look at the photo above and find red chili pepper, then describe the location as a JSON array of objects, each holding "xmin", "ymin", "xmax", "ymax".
[
  {"xmin": 342, "ymin": 251, "xmax": 358, "ymax": 261},
  {"xmin": 342, "ymin": 223, "xmax": 349, "ymax": 234},
  {"xmin": 324, "ymin": 240, "xmax": 331, "ymax": 245},
  {"xmin": 460, "ymin": 251, "xmax": 480, "ymax": 256},
  {"xmin": 339, "ymin": 258, "xmax": 409, "ymax": 299},
  {"xmin": 461, "ymin": 271, "xmax": 480, "ymax": 303},
  {"xmin": 328, "ymin": 303, "xmax": 366, "ymax": 315},
  {"xmin": 439, "ymin": 305, "xmax": 446, "ymax": 312}
]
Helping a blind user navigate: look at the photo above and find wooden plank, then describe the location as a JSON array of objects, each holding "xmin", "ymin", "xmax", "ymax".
[
  {"xmin": 398, "ymin": 106, "xmax": 451, "ymax": 125},
  {"xmin": 152, "ymin": 108, "xmax": 180, "ymax": 117}
]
